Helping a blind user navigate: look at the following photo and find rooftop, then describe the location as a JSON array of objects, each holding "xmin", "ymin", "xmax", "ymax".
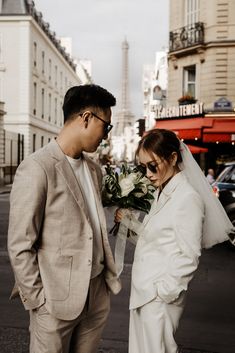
[{"xmin": 0, "ymin": 0, "xmax": 76, "ymax": 71}]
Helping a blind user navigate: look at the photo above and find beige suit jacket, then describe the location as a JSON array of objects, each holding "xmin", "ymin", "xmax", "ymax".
[{"xmin": 8, "ymin": 139, "xmax": 121, "ymax": 320}]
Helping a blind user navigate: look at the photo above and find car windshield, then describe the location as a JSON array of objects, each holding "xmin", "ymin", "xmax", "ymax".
[{"xmin": 216, "ymin": 165, "xmax": 235, "ymax": 183}]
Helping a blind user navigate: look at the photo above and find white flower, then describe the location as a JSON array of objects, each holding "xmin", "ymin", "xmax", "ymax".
[
  {"xmin": 119, "ymin": 176, "xmax": 135, "ymax": 197},
  {"xmin": 140, "ymin": 183, "xmax": 148, "ymax": 195},
  {"xmin": 140, "ymin": 176, "xmax": 151, "ymax": 185},
  {"xmin": 127, "ymin": 173, "xmax": 139, "ymax": 183}
]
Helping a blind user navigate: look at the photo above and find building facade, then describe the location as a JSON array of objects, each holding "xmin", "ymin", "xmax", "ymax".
[
  {"xmin": 143, "ymin": 51, "xmax": 168, "ymax": 130},
  {"xmin": 155, "ymin": 0, "xmax": 235, "ymax": 170},
  {"xmin": 0, "ymin": 0, "xmax": 85, "ymax": 158}
]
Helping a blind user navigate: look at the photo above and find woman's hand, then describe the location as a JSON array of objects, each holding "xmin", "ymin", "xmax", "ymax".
[{"xmin": 115, "ymin": 208, "xmax": 127, "ymax": 223}]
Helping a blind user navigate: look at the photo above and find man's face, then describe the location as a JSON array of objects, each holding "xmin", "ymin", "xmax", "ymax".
[{"xmin": 82, "ymin": 108, "xmax": 112, "ymax": 153}]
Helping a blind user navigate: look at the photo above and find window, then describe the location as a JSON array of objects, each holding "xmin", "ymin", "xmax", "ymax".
[
  {"xmin": 185, "ymin": 0, "xmax": 199, "ymax": 25},
  {"xmin": 49, "ymin": 59, "xmax": 52, "ymax": 81},
  {"xmin": 60, "ymin": 71, "xmax": 63, "ymax": 92},
  {"xmin": 60, "ymin": 101, "xmax": 63, "ymax": 126},
  {"xmin": 48, "ymin": 93, "xmax": 51, "ymax": 122},
  {"xmin": 33, "ymin": 133, "xmax": 36, "ymax": 152},
  {"xmin": 33, "ymin": 42, "xmax": 37, "ymax": 67},
  {"xmin": 55, "ymin": 65, "xmax": 58, "ymax": 87},
  {"xmin": 218, "ymin": 165, "xmax": 235, "ymax": 184},
  {"xmin": 41, "ymin": 88, "xmax": 45, "ymax": 119},
  {"xmin": 183, "ymin": 65, "xmax": 196, "ymax": 97},
  {"xmin": 33, "ymin": 82, "xmax": 37, "ymax": 115},
  {"xmin": 42, "ymin": 51, "xmax": 45, "ymax": 74},
  {"xmin": 41, "ymin": 136, "xmax": 44, "ymax": 147},
  {"xmin": 0, "ymin": 33, "xmax": 3, "ymax": 63},
  {"xmin": 55, "ymin": 97, "xmax": 57, "ymax": 124}
]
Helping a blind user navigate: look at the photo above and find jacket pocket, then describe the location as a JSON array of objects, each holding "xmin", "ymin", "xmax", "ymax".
[{"xmin": 38, "ymin": 250, "xmax": 72, "ymax": 301}]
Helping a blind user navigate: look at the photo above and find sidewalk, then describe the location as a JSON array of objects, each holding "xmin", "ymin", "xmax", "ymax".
[{"xmin": 0, "ymin": 184, "xmax": 11, "ymax": 194}]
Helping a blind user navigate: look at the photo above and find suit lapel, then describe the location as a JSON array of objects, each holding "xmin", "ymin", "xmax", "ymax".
[
  {"xmin": 149, "ymin": 192, "xmax": 171, "ymax": 217},
  {"xmin": 144, "ymin": 191, "xmax": 171, "ymax": 227},
  {"xmin": 46, "ymin": 139, "xmax": 87, "ymax": 212},
  {"xmin": 56, "ymin": 159, "xmax": 87, "ymax": 212},
  {"xmin": 144, "ymin": 172, "xmax": 186, "ymax": 226}
]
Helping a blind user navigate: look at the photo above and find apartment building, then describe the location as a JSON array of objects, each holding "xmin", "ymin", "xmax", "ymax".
[
  {"xmin": 143, "ymin": 51, "xmax": 168, "ymax": 130},
  {"xmin": 155, "ymin": 0, "xmax": 235, "ymax": 169},
  {"xmin": 0, "ymin": 0, "xmax": 87, "ymax": 159}
]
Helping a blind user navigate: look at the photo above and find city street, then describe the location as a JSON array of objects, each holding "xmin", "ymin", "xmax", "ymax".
[{"xmin": 1, "ymin": 191, "xmax": 235, "ymax": 353}]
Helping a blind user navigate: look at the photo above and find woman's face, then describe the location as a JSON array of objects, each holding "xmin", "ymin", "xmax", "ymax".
[{"xmin": 138, "ymin": 149, "xmax": 177, "ymax": 188}]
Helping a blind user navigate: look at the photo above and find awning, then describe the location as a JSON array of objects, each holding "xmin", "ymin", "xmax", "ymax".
[
  {"xmin": 187, "ymin": 144, "xmax": 208, "ymax": 154},
  {"xmin": 154, "ymin": 115, "xmax": 235, "ymax": 142},
  {"xmin": 155, "ymin": 118, "xmax": 204, "ymax": 139},
  {"xmin": 202, "ymin": 117, "xmax": 235, "ymax": 142}
]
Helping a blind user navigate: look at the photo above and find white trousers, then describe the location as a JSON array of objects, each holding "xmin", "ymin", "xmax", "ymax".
[{"xmin": 129, "ymin": 300, "xmax": 184, "ymax": 353}]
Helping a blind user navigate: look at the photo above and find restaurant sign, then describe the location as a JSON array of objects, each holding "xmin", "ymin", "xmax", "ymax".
[{"xmin": 154, "ymin": 102, "xmax": 204, "ymax": 120}]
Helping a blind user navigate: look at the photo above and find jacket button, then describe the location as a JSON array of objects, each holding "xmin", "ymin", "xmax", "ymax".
[{"xmin": 88, "ymin": 259, "xmax": 92, "ymax": 265}]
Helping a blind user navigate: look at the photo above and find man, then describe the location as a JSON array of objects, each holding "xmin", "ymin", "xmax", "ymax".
[
  {"xmin": 8, "ymin": 84, "xmax": 121, "ymax": 353},
  {"xmin": 206, "ymin": 168, "xmax": 215, "ymax": 185}
]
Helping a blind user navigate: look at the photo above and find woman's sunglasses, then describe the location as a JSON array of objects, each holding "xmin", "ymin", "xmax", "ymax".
[{"xmin": 137, "ymin": 160, "xmax": 162, "ymax": 175}]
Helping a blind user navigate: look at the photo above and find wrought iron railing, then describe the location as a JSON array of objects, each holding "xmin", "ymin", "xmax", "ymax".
[{"xmin": 169, "ymin": 22, "xmax": 204, "ymax": 52}]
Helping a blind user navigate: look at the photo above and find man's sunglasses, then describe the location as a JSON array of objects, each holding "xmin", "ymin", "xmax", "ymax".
[
  {"xmin": 137, "ymin": 160, "xmax": 162, "ymax": 175},
  {"xmin": 79, "ymin": 111, "xmax": 113, "ymax": 135},
  {"xmin": 91, "ymin": 112, "xmax": 113, "ymax": 134}
]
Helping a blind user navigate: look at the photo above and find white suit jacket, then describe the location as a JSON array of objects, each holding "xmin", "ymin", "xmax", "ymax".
[
  {"xmin": 8, "ymin": 139, "xmax": 121, "ymax": 320},
  {"xmin": 121, "ymin": 172, "xmax": 204, "ymax": 310}
]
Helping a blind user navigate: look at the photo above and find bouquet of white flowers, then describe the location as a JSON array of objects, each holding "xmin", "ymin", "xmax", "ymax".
[{"xmin": 102, "ymin": 163, "xmax": 155, "ymax": 235}]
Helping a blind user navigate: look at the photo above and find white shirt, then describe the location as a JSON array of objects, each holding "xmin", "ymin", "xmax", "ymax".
[{"xmin": 66, "ymin": 155, "xmax": 104, "ymax": 278}]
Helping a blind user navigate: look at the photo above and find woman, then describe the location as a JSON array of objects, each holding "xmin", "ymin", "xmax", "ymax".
[{"xmin": 115, "ymin": 129, "xmax": 233, "ymax": 353}]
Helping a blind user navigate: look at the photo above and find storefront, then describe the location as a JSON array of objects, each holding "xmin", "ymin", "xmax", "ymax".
[{"xmin": 153, "ymin": 102, "xmax": 235, "ymax": 172}]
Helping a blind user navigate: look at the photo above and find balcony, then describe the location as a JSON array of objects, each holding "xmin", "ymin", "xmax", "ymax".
[{"xmin": 169, "ymin": 22, "xmax": 204, "ymax": 53}]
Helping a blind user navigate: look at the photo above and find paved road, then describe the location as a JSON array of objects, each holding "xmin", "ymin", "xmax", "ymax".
[{"xmin": 1, "ymin": 193, "xmax": 235, "ymax": 353}]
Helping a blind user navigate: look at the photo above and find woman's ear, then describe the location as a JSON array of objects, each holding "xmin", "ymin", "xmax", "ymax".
[{"xmin": 171, "ymin": 152, "xmax": 178, "ymax": 166}]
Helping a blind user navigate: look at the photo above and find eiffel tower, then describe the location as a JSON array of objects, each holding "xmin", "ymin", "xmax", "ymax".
[{"xmin": 113, "ymin": 39, "xmax": 135, "ymax": 136}]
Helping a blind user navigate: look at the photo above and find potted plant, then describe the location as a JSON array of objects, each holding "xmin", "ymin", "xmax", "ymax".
[{"xmin": 178, "ymin": 93, "xmax": 197, "ymax": 105}]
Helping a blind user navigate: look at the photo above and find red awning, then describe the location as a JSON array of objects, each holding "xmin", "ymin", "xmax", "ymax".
[
  {"xmin": 187, "ymin": 144, "xmax": 208, "ymax": 154},
  {"xmin": 154, "ymin": 115, "xmax": 235, "ymax": 142},
  {"xmin": 202, "ymin": 117, "xmax": 235, "ymax": 142},
  {"xmin": 155, "ymin": 118, "xmax": 204, "ymax": 140}
]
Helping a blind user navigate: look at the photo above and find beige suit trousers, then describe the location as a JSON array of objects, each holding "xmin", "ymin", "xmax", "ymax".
[
  {"xmin": 29, "ymin": 273, "xmax": 110, "ymax": 353},
  {"xmin": 129, "ymin": 299, "xmax": 184, "ymax": 353}
]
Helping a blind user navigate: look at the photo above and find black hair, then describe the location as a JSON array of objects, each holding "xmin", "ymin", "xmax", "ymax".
[
  {"xmin": 136, "ymin": 129, "xmax": 182, "ymax": 164},
  {"xmin": 62, "ymin": 84, "xmax": 116, "ymax": 123}
]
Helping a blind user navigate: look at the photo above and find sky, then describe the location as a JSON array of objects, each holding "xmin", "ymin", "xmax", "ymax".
[{"xmin": 34, "ymin": 0, "xmax": 169, "ymax": 117}]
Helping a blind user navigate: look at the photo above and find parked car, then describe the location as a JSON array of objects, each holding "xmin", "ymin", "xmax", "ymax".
[{"xmin": 212, "ymin": 162, "xmax": 235, "ymax": 226}]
